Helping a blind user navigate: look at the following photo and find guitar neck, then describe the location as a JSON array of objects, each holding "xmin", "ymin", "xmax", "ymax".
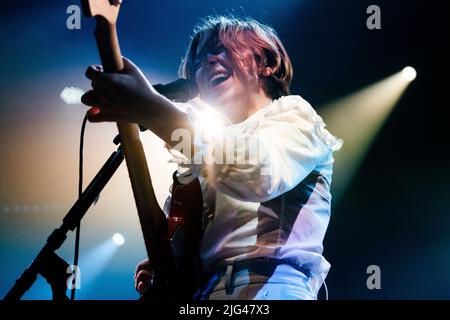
[
  {"xmin": 90, "ymin": 15, "xmax": 174, "ymax": 272},
  {"xmin": 94, "ymin": 17, "xmax": 124, "ymax": 72}
]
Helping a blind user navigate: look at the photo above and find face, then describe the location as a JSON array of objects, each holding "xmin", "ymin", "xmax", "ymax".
[{"xmin": 193, "ymin": 40, "xmax": 260, "ymax": 123}]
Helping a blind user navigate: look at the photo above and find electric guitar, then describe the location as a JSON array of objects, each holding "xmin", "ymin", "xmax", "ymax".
[{"xmin": 80, "ymin": 0, "xmax": 203, "ymax": 300}]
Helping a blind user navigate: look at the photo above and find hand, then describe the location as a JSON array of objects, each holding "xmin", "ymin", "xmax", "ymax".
[
  {"xmin": 81, "ymin": 57, "xmax": 158, "ymax": 123},
  {"xmin": 134, "ymin": 259, "xmax": 154, "ymax": 295},
  {"xmin": 82, "ymin": 56, "xmax": 193, "ymax": 145}
]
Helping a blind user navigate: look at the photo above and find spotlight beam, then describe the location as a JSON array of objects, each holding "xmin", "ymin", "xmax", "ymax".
[
  {"xmin": 402, "ymin": 66, "xmax": 417, "ymax": 82},
  {"xmin": 320, "ymin": 68, "xmax": 416, "ymax": 202},
  {"xmin": 112, "ymin": 233, "xmax": 125, "ymax": 246}
]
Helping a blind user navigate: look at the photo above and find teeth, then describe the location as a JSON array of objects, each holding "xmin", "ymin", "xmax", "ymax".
[{"xmin": 209, "ymin": 73, "xmax": 229, "ymax": 88}]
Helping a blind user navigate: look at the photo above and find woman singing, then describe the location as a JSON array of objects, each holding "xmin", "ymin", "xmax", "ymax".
[{"xmin": 82, "ymin": 15, "xmax": 341, "ymax": 300}]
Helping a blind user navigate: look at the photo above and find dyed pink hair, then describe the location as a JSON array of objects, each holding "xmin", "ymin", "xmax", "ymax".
[{"xmin": 179, "ymin": 15, "xmax": 293, "ymax": 99}]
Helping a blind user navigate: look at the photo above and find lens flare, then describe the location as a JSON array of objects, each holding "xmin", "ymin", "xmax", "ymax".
[
  {"xmin": 402, "ymin": 66, "xmax": 417, "ymax": 82},
  {"xmin": 112, "ymin": 233, "xmax": 125, "ymax": 246}
]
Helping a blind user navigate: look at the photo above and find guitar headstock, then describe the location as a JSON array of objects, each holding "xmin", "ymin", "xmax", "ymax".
[
  {"xmin": 81, "ymin": 0, "xmax": 124, "ymax": 72},
  {"xmin": 81, "ymin": 0, "xmax": 122, "ymax": 24}
]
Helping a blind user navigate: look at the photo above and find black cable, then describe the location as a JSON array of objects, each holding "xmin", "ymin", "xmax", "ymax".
[{"xmin": 71, "ymin": 114, "xmax": 88, "ymax": 301}]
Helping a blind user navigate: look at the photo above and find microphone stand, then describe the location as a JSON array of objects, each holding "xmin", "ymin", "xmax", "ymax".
[
  {"xmin": 3, "ymin": 81, "xmax": 198, "ymax": 301},
  {"xmin": 4, "ymin": 136, "xmax": 124, "ymax": 301}
]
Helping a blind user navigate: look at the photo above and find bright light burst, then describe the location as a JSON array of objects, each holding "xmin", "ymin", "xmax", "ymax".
[
  {"xmin": 402, "ymin": 66, "xmax": 417, "ymax": 82},
  {"xmin": 60, "ymin": 86, "xmax": 84, "ymax": 105},
  {"xmin": 112, "ymin": 233, "xmax": 125, "ymax": 246}
]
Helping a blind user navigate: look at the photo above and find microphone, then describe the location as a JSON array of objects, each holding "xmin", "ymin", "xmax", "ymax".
[
  {"xmin": 138, "ymin": 79, "xmax": 199, "ymax": 132},
  {"xmin": 153, "ymin": 79, "xmax": 199, "ymax": 102}
]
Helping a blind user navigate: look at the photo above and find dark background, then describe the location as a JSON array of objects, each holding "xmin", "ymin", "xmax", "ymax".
[{"xmin": 0, "ymin": 0, "xmax": 449, "ymax": 299}]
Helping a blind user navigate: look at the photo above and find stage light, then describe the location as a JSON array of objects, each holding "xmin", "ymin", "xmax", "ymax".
[
  {"xmin": 72, "ymin": 237, "xmax": 121, "ymax": 298},
  {"xmin": 112, "ymin": 233, "xmax": 125, "ymax": 246},
  {"xmin": 60, "ymin": 86, "xmax": 84, "ymax": 104},
  {"xmin": 320, "ymin": 67, "xmax": 415, "ymax": 202},
  {"xmin": 402, "ymin": 66, "xmax": 417, "ymax": 82},
  {"xmin": 191, "ymin": 103, "xmax": 229, "ymax": 139},
  {"xmin": 195, "ymin": 114, "xmax": 224, "ymax": 138}
]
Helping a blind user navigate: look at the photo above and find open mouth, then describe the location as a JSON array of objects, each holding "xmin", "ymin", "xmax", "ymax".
[{"xmin": 208, "ymin": 73, "xmax": 231, "ymax": 89}]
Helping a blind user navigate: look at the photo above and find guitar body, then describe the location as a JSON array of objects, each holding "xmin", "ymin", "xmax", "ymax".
[
  {"xmin": 167, "ymin": 177, "xmax": 204, "ymax": 299},
  {"xmin": 140, "ymin": 176, "xmax": 205, "ymax": 300}
]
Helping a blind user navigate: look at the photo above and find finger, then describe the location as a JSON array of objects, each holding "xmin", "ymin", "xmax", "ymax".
[
  {"xmin": 136, "ymin": 269, "xmax": 154, "ymax": 283},
  {"xmin": 122, "ymin": 57, "xmax": 151, "ymax": 86},
  {"xmin": 86, "ymin": 107, "xmax": 116, "ymax": 123},
  {"xmin": 82, "ymin": 89, "xmax": 118, "ymax": 118},
  {"xmin": 137, "ymin": 280, "xmax": 151, "ymax": 294},
  {"xmin": 90, "ymin": 79, "xmax": 112, "ymax": 92},
  {"xmin": 135, "ymin": 259, "xmax": 151, "ymax": 275},
  {"xmin": 87, "ymin": 106, "xmax": 100, "ymax": 117},
  {"xmin": 122, "ymin": 57, "xmax": 140, "ymax": 76},
  {"xmin": 135, "ymin": 266, "xmax": 143, "ymax": 280},
  {"xmin": 85, "ymin": 65, "xmax": 105, "ymax": 81},
  {"xmin": 93, "ymin": 65, "xmax": 103, "ymax": 72},
  {"xmin": 135, "ymin": 270, "xmax": 153, "ymax": 291},
  {"xmin": 86, "ymin": 107, "xmax": 102, "ymax": 122},
  {"xmin": 81, "ymin": 90, "xmax": 101, "ymax": 107},
  {"xmin": 85, "ymin": 65, "xmax": 120, "ymax": 89}
]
